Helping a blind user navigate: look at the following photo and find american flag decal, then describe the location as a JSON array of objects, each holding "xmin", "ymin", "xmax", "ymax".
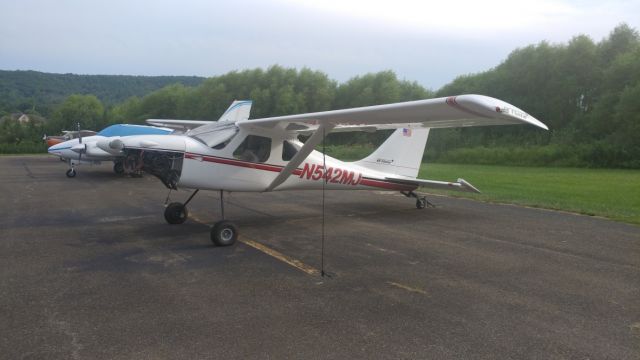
[{"xmin": 402, "ymin": 128, "xmax": 412, "ymax": 137}]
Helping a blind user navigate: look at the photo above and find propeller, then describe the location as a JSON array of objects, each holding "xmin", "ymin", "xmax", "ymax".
[{"xmin": 77, "ymin": 122, "xmax": 85, "ymax": 162}]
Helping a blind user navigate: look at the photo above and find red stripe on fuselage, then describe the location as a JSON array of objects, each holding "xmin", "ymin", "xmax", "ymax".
[
  {"xmin": 184, "ymin": 152, "xmax": 417, "ymax": 191},
  {"xmin": 185, "ymin": 153, "xmax": 282, "ymax": 172}
]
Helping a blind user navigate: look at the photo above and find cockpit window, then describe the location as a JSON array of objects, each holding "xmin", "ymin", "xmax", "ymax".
[
  {"xmin": 233, "ymin": 135, "xmax": 272, "ymax": 163},
  {"xmin": 282, "ymin": 140, "xmax": 300, "ymax": 161}
]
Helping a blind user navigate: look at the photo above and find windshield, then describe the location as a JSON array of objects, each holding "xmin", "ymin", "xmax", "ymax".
[{"xmin": 189, "ymin": 123, "xmax": 239, "ymax": 149}]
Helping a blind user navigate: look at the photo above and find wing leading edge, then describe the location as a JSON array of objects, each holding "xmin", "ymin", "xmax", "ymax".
[{"xmin": 238, "ymin": 94, "xmax": 548, "ymax": 133}]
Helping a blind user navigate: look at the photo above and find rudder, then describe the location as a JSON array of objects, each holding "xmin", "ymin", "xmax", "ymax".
[{"xmin": 218, "ymin": 100, "xmax": 253, "ymax": 122}]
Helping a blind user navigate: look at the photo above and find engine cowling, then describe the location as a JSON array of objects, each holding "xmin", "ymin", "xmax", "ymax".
[{"xmin": 96, "ymin": 137, "xmax": 124, "ymax": 155}]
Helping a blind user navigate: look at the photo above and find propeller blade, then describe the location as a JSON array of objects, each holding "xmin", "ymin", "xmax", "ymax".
[{"xmin": 71, "ymin": 143, "xmax": 87, "ymax": 153}]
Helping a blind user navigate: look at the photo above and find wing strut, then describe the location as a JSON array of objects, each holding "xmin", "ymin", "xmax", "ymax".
[{"xmin": 265, "ymin": 123, "xmax": 335, "ymax": 192}]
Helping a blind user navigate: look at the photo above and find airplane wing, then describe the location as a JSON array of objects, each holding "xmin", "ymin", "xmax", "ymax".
[
  {"xmin": 146, "ymin": 119, "xmax": 213, "ymax": 131},
  {"xmin": 239, "ymin": 94, "xmax": 548, "ymax": 133},
  {"xmin": 249, "ymin": 94, "xmax": 547, "ymax": 192}
]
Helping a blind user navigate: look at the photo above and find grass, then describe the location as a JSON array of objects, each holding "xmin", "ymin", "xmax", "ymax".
[{"xmin": 418, "ymin": 164, "xmax": 640, "ymax": 226}]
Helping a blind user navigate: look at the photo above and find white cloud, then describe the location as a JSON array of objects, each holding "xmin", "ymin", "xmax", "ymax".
[{"xmin": 279, "ymin": 0, "xmax": 577, "ymax": 37}]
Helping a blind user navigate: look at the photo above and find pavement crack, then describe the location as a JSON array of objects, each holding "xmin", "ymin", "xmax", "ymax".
[{"xmin": 22, "ymin": 162, "xmax": 35, "ymax": 178}]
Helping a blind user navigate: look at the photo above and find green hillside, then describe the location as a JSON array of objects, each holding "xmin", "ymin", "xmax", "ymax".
[{"xmin": 0, "ymin": 70, "xmax": 205, "ymax": 115}]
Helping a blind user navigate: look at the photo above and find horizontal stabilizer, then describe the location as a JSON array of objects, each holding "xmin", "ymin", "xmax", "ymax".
[{"xmin": 385, "ymin": 177, "xmax": 481, "ymax": 193}]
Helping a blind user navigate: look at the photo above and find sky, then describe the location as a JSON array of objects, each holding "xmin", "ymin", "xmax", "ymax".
[{"xmin": 0, "ymin": 0, "xmax": 638, "ymax": 90}]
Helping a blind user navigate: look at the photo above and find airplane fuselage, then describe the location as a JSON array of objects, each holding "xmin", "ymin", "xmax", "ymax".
[
  {"xmin": 120, "ymin": 131, "xmax": 418, "ymax": 193},
  {"xmin": 47, "ymin": 135, "xmax": 117, "ymax": 163}
]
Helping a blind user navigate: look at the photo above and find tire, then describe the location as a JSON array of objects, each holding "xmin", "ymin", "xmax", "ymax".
[
  {"xmin": 416, "ymin": 198, "xmax": 426, "ymax": 209},
  {"xmin": 66, "ymin": 169, "xmax": 76, "ymax": 178},
  {"xmin": 113, "ymin": 161, "xmax": 125, "ymax": 175},
  {"xmin": 211, "ymin": 221, "xmax": 238, "ymax": 246},
  {"xmin": 164, "ymin": 202, "xmax": 188, "ymax": 224}
]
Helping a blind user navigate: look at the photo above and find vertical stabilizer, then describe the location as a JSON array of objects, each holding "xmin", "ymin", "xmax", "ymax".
[
  {"xmin": 218, "ymin": 100, "xmax": 253, "ymax": 122},
  {"xmin": 353, "ymin": 128, "xmax": 430, "ymax": 178}
]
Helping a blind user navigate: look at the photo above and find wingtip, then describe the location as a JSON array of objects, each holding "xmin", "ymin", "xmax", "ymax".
[{"xmin": 527, "ymin": 116, "xmax": 549, "ymax": 130}]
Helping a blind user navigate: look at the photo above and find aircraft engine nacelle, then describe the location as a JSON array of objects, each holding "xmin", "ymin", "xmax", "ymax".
[
  {"xmin": 96, "ymin": 137, "xmax": 124, "ymax": 155},
  {"xmin": 84, "ymin": 142, "xmax": 113, "ymax": 157}
]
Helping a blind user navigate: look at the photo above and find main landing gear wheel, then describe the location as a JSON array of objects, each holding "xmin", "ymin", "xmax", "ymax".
[
  {"xmin": 416, "ymin": 197, "xmax": 427, "ymax": 209},
  {"xmin": 402, "ymin": 191, "xmax": 432, "ymax": 210},
  {"xmin": 66, "ymin": 168, "xmax": 76, "ymax": 178},
  {"xmin": 113, "ymin": 161, "xmax": 125, "ymax": 175},
  {"xmin": 164, "ymin": 202, "xmax": 188, "ymax": 224},
  {"xmin": 211, "ymin": 220, "xmax": 238, "ymax": 246}
]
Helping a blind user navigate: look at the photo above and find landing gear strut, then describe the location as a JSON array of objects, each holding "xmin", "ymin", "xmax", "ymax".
[
  {"xmin": 66, "ymin": 160, "xmax": 76, "ymax": 178},
  {"xmin": 163, "ymin": 189, "xmax": 238, "ymax": 246},
  {"xmin": 401, "ymin": 191, "xmax": 435, "ymax": 209}
]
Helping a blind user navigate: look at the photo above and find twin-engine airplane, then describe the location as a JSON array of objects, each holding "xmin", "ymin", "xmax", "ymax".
[
  {"xmin": 48, "ymin": 124, "xmax": 173, "ymax": 177},
  {"xmin": 99, "ymin": 95, "xmax": 547, "ymax": 246},
  {"xmin": 47, "ymin": 101, "xmax": 253, "ymax": 177}
]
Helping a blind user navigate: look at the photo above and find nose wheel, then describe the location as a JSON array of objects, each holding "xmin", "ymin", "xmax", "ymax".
[
  {"xmin": 66, "ymin": 168, "xmax": 76, "ymax": 178},
  {"xmin": 164, "ymin": 202, "xmax": 188, "ymax": 224}
]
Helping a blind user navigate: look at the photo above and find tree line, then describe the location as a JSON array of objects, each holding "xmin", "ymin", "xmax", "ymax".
[
  {"xmin": 1, "ymin": 24, "xmax": 638, "ymax": 168},
  {"xmin": 0, "ymin": 70, "xmax": 204, "ymax": 115},
  {"xmin": 432, "ymin": 24, "xmax": 640, "ymax": 168}
]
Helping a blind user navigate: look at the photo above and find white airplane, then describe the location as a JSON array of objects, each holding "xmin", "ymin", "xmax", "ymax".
[
  {"xmin": 47, "ymin": 124, "xmax": 174, "ymax": 177},
  {"xmin": 100, "ymin": 95, "xmax": 547, "ymax": 246},
  {"xmin": 47, "ymin": 101, "xmax": 253, "ymax": 177}
]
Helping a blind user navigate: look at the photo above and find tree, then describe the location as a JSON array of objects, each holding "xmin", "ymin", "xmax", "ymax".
[{"xmin": 50, "ymin": 94, "xmax": 104, "ymax": 132}]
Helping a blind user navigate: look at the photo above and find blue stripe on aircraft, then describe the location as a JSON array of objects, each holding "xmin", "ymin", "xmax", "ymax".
[
  {"xmin": 222, "ymin": 100, "xmax": 252, "ymax": 116},
  {"xmin": 48, "ymin": 146, "xmax": 72, "ymax": 151}
]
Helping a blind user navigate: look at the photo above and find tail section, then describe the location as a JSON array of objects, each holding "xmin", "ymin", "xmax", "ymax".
[
  {"xmin": 218, "ymin": 100, "xmax": 252, "ymax": 122},
  {"xmin": 353, "ymin": 128, "xmax": 430, "ymax": 178}
]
